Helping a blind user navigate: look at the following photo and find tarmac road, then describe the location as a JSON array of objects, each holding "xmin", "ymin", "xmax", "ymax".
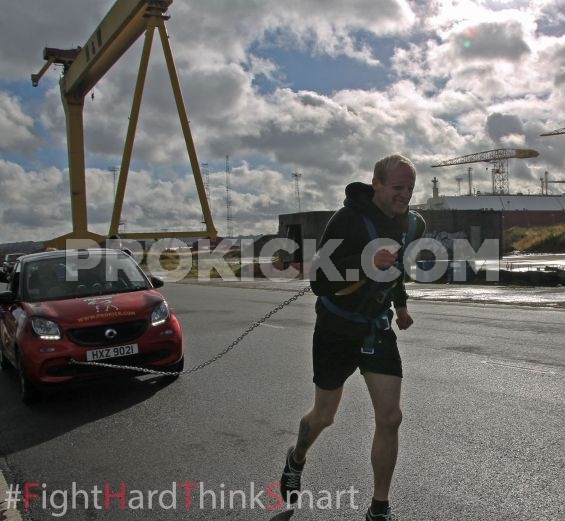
[{"xmin": 0, "ymin": 281, "xmax": 563, "ymax": 521}]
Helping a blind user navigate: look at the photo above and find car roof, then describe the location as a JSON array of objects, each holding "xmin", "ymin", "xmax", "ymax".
[{"xmin": 18, "ymin": 248, "xmax": 125, "ymax": 264}]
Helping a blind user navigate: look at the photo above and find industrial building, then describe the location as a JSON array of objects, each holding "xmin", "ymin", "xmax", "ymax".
[
  {"xmin": 423, "ymin": 193, "xmax": 565, "ymax": 230},
  {"xmin": 278, "ymin": 190, "xmax": 565, "ymax": 264}
]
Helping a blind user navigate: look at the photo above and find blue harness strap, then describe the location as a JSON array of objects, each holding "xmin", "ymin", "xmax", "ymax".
[
  {"xmin": 319, "ymin": 297, "xmax": 392, "ymax": 328},
  {"xmin": 319, "ymin": 211, "xmax": 418, "ymax": 330},
  {"xmin": 397, "ymin": 211, "xmax": 419, "ymax": 273}
]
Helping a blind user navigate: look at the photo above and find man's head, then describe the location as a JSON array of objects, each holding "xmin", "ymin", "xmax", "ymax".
[{"xmin": 372, "ymin": 154, "xmax": 416, "ymax": 217}]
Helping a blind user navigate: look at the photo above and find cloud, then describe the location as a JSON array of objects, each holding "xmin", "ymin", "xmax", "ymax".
[
  {"xmin": 0, "ymin": 161, "xmax": 70, "ymax": 239},
  {"xmin": 0, "ymin": 0, "xmax": 564, "ymax": 242},
  {"xmin": 0, "ymin": 92, "xmax": 36, "ymax": 152},
  {"xmin": 170, "ymin": 0, "xmax": 416, "ymax": 67},
  {"xmin": 486, "ymin": 113, "xmax": 524, "ymax": 143},
  {"xmin": 453, "ymin": 22, "xmax": 530, "ymax": 61}
]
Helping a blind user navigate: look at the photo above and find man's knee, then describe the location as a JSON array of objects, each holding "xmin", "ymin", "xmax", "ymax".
[{"xmin": 375, "ymin": 408, "xmax": 402, "ymax": 432}]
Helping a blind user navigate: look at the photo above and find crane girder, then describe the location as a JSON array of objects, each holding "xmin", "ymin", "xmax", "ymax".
[
  {"xmin": 431, "ymin": 148, "xmax": 539, "ymax": 168},
  {"xmin": 60, "ymin": 0, "xmax": 172, "ymax": 98},
  {"xmin": 540, "ymin": 127, "xmax": 565, "ymax": 137}
]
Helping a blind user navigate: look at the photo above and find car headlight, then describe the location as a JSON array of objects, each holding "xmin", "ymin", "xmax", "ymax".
[
  {"xmin": 31, "ymin": 317, "xmax": 62, "ymax": 340},
  {"xmin": 151, "ymin": 301, "xmax": 170, "ymax": 326}
]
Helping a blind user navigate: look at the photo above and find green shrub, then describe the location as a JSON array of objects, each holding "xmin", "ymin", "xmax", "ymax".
[{"xmin": 505, "ymin": 224, "xmax": 565, "ymax": 253}]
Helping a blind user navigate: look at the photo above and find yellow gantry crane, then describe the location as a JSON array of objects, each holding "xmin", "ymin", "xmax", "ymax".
[
  {"xmin": 32, "ymin": 0, "xmax": 217, "ymax": 248},
  {"xmin": 431, "ymin": 148, "xmax": 539, "ymax": 195}
]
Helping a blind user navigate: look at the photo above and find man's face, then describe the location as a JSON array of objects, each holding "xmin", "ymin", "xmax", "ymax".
[{"xmin": 371, "ymin": 163, "xmax": 416, "ymax": 217}]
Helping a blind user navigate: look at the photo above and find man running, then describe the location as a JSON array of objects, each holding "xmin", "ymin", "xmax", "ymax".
[{"xmin": 279, "ymin": 154, "xmax": 426, "ymax": 521}]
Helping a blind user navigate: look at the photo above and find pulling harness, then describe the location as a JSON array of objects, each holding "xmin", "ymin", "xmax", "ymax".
[{"xmin": 319, "ymin": 211, "xmax": 419, "ymax": 353}]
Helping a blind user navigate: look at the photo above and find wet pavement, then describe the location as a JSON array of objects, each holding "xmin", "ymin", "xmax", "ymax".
[
  {"xmin": 405, "ymin": 282, "xmax": 565, "ymax": 308},
  {"xmin": 181, "ymin": 278, "xmax": 565, "ymax": 309}
]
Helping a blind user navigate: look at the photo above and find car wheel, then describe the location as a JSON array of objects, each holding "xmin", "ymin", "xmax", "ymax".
[
  {"xmin": 163, "ymin": 356, "xmax": 184, "ymax": 381},
  {"xmin": 16, "ymin": 350, "xmax": 40, "ymax": 404}
]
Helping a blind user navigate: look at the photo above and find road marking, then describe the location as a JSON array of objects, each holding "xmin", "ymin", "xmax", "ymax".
[
  {"xmin": 481, "ymin": 360, "xmax": 556, "ymax": 375},
  {"xmin": 260, "ymin": 323, "xmax": 284, "ymax": 329}
]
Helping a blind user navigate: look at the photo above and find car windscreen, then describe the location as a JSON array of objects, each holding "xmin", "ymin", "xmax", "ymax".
[{"xmin": 23, "ymin": 251, "xmax": 151, "ymax": 302}]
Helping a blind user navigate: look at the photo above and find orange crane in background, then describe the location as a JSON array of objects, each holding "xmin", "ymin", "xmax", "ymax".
[
  {"xmin": 431, "ymin": 148, "xmax": 539, "ymax": 195},
  {"xmin": 31, "ymin": 0, "xmax": 217, "ymax": 249}
]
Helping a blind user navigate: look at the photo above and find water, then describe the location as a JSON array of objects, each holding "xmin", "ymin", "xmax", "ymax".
[{"xmin": 406, "ymin": 283, "xmax": 565, "ymax": 308}]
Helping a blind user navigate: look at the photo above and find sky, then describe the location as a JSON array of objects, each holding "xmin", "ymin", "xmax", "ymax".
[{"xmin": 0, "ymin": 0, "xmax": 564, "ymax": 243}]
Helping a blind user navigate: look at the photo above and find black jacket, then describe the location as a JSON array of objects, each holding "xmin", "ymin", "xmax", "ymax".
[{"xmin": 310, "ymin": 182, "xmax": 426, "ymax": 319}]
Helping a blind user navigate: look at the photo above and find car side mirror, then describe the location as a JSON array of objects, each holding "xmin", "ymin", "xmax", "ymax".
[
  {"xmin": 0, "ymin": 290, "xmax": 15, "ymax": 304},
  {"xmin": 150, "ymin": 276, "xmax": 164, "ymax": 288}
]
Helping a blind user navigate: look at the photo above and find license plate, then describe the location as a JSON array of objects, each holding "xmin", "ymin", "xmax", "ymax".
[{"xmin": 86, "ymin": 344, "xmax": 139, "ymax": 361}]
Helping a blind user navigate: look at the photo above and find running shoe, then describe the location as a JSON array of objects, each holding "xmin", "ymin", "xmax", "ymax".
[
  {"xmin": 280, "ymin": 446, "xmax": 304, "ymax": 504},
  {"xmin": 366, "ymin": 506, "xmax": 397, "ymax": 520}
]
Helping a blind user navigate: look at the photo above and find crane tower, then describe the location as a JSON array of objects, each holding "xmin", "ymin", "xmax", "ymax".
[
  {"xmin": 292, "ymin": 172, "xmax": 302, "ymax": 212},
  {"xmin": 225, "ymin": 155, "xmax": 233, "ymax": 237},
  {"xmin": 431, "ymin": 148, "xmax": 539, "ymax": 195},
  {"xmin": 200, "ymin": 162, "xmax": 210, "ymax": 228}
]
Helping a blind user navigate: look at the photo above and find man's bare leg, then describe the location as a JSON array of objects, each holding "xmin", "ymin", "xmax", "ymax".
[
  {"xmin": 292, "ymin": 384, "xmax": 344, "ymax": 463},
  {"xmin": 363, "ymin": 373, "xmax": 403, "ymax": 501},
  {"xmin": 280, "ymin": 384, "xmax": 343, "ymax": 502}
]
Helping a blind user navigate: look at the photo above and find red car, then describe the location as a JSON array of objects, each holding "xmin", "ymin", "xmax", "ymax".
[{"xmin": 0, "ymin": 248, "xmax": 184, "ymax": 403}]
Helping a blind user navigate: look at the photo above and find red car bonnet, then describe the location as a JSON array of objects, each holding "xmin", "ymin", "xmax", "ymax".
[{"xmin": 24, "ymin": 290, "xmax": 165, "ymax": 325}]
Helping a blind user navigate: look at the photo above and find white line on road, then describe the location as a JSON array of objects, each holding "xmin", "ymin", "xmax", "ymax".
[{"xmin": 260, "ymin": 323, "xmax": 285, "ymax": 329}]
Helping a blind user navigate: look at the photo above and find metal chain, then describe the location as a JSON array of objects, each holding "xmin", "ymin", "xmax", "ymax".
[{"xmin": 68, "ymin": 285, "xmax": 312, "ymax": 377}]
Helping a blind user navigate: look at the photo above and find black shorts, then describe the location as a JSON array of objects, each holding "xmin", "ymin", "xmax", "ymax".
[{"xmin": 312, "ymin": 309, "xmax": 403, "ymax": 390}]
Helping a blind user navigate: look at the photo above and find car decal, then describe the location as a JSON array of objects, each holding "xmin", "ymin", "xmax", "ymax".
[
  {"xmin": 82, "ymin": 296, "xmax": 120, "ymax": 313},
  {"xmin": 76, "ymin": 296, "xmax": 138, "ymax": 322},
  {"xmin": 77, "ymin": 311, "xmax": 137, "ymax": 323}
]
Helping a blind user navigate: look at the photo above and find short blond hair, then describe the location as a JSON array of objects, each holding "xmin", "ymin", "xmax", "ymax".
[{"xmin": 373, "ymin": 154, "xmax": 416, "ymax": 183}]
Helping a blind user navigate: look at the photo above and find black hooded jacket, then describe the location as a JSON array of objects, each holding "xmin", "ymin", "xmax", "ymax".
[{"xmin": 310, "ymin": 182, "xmax": 426, "ymax": 319}]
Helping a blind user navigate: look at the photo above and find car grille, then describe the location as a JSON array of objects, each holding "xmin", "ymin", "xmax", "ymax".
[{"xmin": 67, "ymin": 320, "xmax": 148, "ymax": 346}]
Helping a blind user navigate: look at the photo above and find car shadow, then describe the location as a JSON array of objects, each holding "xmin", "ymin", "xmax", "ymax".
[{"xmin": 0, "ymin": 369, "xmax": 177, "ymax": 456}]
